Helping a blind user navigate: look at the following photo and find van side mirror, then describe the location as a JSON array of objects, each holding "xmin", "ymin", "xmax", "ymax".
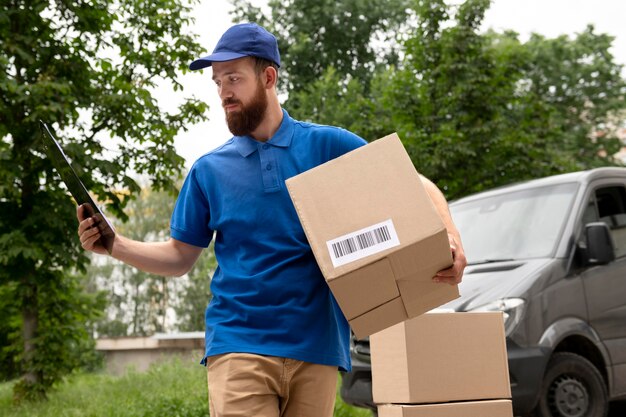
[{"xmin": 585, "ymin": 222, "xmax": 615, "ymax": 265}]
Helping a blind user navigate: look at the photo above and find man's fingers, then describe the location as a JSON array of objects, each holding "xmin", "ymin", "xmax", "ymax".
[
  {"xmin": 436, "ymin": 233, "xmax": 467, "ymax": 285},
  {"xmin": 78, "ymin": 217, "xmax": 95, "ymax": 235},
  {"xmin": 81, "ymin": 229, "xmax": 103, "ymax": 251},
  {"xmin": 435, "ymin": 265, "xmax": 455, "ymax": 276},
  {"xmin": 434, "ymin": 274, "xmax": 462, "ymax": 285},
  {"xmin": 434, "ymin": 276, "xmax": 461, "ymax": 285},
  {"xmin": 77, "ymin": 204, "xmax": 95, "ymax": 235},
  {"xmin": 433, "ymin": 258, "xmax": 465, "ymax": 285},
  {"xmin": 82, "ymin": 233, "xmax": 98, "ymax": 249},
  {"xmin": 80, "ymin": 225, "xmax": 100, "ymax": 244},
  {"xmin": 77, "ymin": 204, "xmax": 87, "ymax": 221},
  {"xmin": 78, "ymin": 219, "xmax": 100, "ymax": 247},
  {"xmin": 76, "ymin": 204, "xmax": 109, "ymax": 255},
  {"xmin": 433, "ymin": 266, "xmax": 462, "ymax": 284}
]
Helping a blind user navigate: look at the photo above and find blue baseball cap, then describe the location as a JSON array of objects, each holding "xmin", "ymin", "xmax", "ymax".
[{"xmin": 189, "ymin": 23, "xmax": 281, "ymax": 70}]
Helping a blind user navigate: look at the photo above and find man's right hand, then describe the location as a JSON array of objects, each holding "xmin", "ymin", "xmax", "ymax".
[{"xmin": 77, "ymin": 204, "xmax": 110, "ymax": 255}]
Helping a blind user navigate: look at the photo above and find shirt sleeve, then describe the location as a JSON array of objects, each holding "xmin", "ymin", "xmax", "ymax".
[
  {"xmin": 333, "ymin": 128, "xmax": 367, "ymax": 158},
  {"xmin": 170, "ymin": 165, "xmax": 214, "ymax": 248}
]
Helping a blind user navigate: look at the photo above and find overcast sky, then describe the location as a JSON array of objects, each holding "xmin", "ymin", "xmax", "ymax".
[{"xmin": 166, "ymin": 0, "xmax": 626, "ymax": 168}]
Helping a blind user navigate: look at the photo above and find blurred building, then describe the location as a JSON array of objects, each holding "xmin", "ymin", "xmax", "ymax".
[{"xmin": 96, "ymin": 332, "xmax": 204, "ymax": 375}]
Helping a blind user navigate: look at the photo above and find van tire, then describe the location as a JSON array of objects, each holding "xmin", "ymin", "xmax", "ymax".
[{"xmin": 532, "ymin": 352, "xmax": 608, "ymax": 417}]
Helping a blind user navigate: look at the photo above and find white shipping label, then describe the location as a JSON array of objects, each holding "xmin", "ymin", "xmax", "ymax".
[{"xmin": 326, "ymin": 219, "xmax": 400, "ymax": 268}]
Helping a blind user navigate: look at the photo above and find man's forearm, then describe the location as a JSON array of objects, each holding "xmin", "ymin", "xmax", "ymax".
[
  {"xmin": 420, "ymin": 175, "xmax": 464, "ymax": 249},
  {"xmin": 420, "ymin": 175, "xmax": 467, "ymax": 285},
  {"xmin": 110, "ymin": 235, "xmax": 203, "ymax": 277}
]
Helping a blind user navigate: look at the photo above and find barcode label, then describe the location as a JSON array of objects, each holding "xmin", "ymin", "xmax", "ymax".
[{"xmin": 327, "ymin": 219, "xmax": 400, "ymax": 267}]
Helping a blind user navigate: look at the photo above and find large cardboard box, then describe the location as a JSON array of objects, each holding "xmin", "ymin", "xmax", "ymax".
[
  {"xmin": 285, "ymin": 133, "xmax": 458, "ymax": 338},
  {"xmin": 371, "ymin": 312, "xmax": 511, "ymax": 404},
  {"xmin": 377, "ymin": 400, "xmax": 513, "ymax": 417}
]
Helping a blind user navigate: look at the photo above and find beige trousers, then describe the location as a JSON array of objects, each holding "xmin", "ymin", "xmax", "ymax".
[{"xmin": 206, "ymin": 353, "xmax": 338, "ymax": 417}]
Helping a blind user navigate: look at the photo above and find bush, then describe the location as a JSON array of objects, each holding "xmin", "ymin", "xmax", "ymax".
[{"xmin": 0, "ymin": 358, "xmax": 371, "ymax": 417}]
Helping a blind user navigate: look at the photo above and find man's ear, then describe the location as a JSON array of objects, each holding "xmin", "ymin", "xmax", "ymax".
[{"xmin": 263, "ymin": 66, "xmax": 278, "ymax": 89}]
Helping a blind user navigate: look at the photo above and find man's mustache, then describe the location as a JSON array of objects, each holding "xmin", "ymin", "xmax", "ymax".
[{"xmin": 223, "ymin": 98, "xmax": 241, "ymax": 107}]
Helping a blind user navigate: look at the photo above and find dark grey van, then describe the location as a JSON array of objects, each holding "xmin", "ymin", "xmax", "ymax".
[{"xmin": 340, "ymin": 167, "xmax": 626, "ymax": 417}]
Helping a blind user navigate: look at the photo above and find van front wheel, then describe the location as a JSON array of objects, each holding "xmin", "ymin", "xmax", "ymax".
[{"xmin": 533, "ymin": 352, "xmax": 608, "ymax": 417}]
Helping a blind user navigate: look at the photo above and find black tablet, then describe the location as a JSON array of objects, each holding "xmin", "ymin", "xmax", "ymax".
[{"xmin": 39, "ymin": 121, "xmax": 115, "ymax": 254}]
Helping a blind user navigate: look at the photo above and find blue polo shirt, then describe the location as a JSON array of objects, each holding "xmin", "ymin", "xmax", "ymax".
[{"xmin": 170, "ymin": 109, "xmax": 366, "ymax": 371}]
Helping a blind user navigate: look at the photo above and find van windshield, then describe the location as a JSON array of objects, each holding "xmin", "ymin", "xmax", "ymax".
[{"xmin": 450, "ymin": 182, "xmax": 578, "ymax": 265}]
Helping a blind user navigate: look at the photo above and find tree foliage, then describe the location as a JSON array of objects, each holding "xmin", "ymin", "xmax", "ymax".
[
  {"xmin": 230, "ymin": 0, "xmax": 411, "ymax": 97},
  {"xmin": 0, "ymin": 271, "xmax": 107, "ymax": 401},
  {"xmin": 236, "ymin": 0, "xmax": 626, "ymax": 200},
  {"xmin": 86, "ymin": 187, "xmax": 215, "ymax": 337},
  {"xmin": 174, "ymin": 245, "xmax": 215, "ymax": 332},
  {"xmin": 0, "ymin": 0, "xmax": 208, "ymax": 400},
  {"xmin": 387, "ymin": 0, "xmax": 626, "ymax": 198},
  {"xmin": 87, "ymin": 187, "xmax": 174, "ymax": 337}
]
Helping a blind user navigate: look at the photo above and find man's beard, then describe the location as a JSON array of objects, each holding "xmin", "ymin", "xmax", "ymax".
[{"xmin": 224, "ymin": 79, "xmax": 268, "ymax": 137}]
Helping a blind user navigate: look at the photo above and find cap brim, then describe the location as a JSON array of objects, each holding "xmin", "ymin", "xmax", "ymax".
[{"xmin": 189, "ymin": 52, "xmax": 248, "ymax": 70}]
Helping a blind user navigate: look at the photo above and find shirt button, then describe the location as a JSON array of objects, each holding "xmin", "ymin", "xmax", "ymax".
[
  {"xmin": 266, "ymin": 164, "xmax": 272, "ymax": 171},
  {"xmin": 262, "ymin": 144, "xmax": 269, "ymax": 150}
]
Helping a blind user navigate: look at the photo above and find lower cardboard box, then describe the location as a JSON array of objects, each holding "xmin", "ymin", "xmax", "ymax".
[
  {"xmin": 371, "ymin": 312, "xmax": 511, "ymax": 404},
  {"xmin": 377, "ymin": 399, "xmax": 513, "ymax": 417}
]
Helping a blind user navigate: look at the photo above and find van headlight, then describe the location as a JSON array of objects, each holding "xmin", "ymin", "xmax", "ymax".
[{"xmin": 470, "ymin": 298, "xmax": 525, "ymax": 337}]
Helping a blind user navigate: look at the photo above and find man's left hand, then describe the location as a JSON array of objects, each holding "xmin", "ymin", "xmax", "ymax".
[{"xmin": 433, "ymin": 234, "xmax": 466, "ymax": 285}]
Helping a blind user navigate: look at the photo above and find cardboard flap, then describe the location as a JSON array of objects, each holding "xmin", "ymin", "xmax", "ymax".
[
  {"xmin": 390, "ymin": 228, "xmax": 457, "ymax": 317},
  {"xmin": 349, "ymin": 297, "xmax": 408, "ymax": 340},
  {"xmin": 390, "ymin": 228, "xmax": 453, "ymax": 279},
  {"xmin": 396, "ymin": 279, "xmax": 460, "ymax": 318},
  {"xmin": 328, "ymin": 258, "xmax": 399, "ymax": 320}
]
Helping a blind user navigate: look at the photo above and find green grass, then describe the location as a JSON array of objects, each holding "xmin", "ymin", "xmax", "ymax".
[{"xmin": 0, "ymin": 359, "xmax": 372, "ymax": 417}]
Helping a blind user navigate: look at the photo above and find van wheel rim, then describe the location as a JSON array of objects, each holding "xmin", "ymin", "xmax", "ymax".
[{"xmin": 549, "ymin": 375, "xmax": 589, "ymax": 417}]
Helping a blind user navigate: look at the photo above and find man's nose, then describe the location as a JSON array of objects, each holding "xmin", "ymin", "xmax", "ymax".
[{"xmin": 219, "ymin": 85, "xmax": 233, "ymax": 101}]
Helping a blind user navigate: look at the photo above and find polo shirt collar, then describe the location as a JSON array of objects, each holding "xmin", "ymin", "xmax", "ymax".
[{"xmin": 234, "ymin": 109, "xmax": 294, "ymax": 157}]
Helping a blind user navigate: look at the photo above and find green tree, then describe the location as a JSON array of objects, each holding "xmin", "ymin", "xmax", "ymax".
[
  {"xmin": 283, "ymin": 64, "xmax": 396, "ymax": 141},
  {"xmin": 174, "ymin": 244, "xmax": 215, "ymax": 332},
  {"xmin": 229, "ymin": 0, "xmax": 413, "ymax": 140},
  {"xmin": 0, "ymin": 0, "xmax": 208, "ymax": 400},
  {"xmin": 114, "ymin": 187, "xmax": 174, "ymax": 336},
  {"xmin": 382, "ymin": 0, "xmax": 532, "ymax": 196},
  {"xmin": 384, "ymin": 0, "xmax": 626, "ymax": 198},
  {"xmin": 230, "ymin": 0, "xmax": 411, "ymax": 97},
  {"xmin": 245, "ymin": 0, "xmax": 626, "ymax": 199},
  {"xmin": 86, "ymin": 185, "xmax": 215, "ymax": 336},
  {"xmin": 88, "ymin": 187, "xmax": 177, "ymax": 337},
  {"xmin": 520, "ymin": 28, "xmax": 626, "ymax": 171}
]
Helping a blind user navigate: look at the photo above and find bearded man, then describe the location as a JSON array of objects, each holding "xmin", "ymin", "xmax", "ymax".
[{"xmin": 77, "ymin": 23, "xmax": 466, "ymax": 417}]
